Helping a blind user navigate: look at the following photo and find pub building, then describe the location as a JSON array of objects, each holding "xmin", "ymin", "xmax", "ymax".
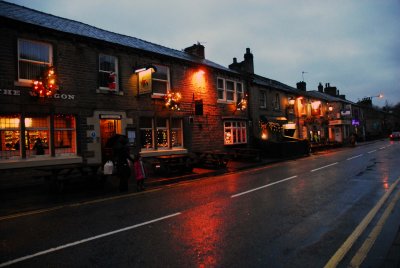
[{"xmin": 0, "ymin": 1, "xmax": 249, "ymax": 170}]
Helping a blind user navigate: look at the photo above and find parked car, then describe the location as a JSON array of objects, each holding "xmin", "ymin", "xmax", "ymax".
[{"xmin": 389, "ymin": 131, "xmax": 400, "ymax": 140}]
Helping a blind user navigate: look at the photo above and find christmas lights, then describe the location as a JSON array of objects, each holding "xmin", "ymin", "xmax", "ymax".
[
  {"xmin": 165, "ymin": 90, "xmax": 182, "ymax": 111},
  {"xmin": 32, "ymin": 66, "xmax": 58, "ymax": 97}
]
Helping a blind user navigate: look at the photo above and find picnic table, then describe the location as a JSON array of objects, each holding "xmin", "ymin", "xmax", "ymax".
[
  {"xmin": 193, "ymin": 150, "xmax": 230, "ymax": 168},
  {"xmin": 35, "ymin": 163, "xmax": 100, "ymax": 192},
  {"xmin": 231, "ymin": 147, "xmax": 261, "ymax": 161},
  {"xmin": 153, "ymin": 154, "xmax": 194, "ymax": 175}
]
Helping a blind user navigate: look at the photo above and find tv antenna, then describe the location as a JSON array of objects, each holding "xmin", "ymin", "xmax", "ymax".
[{"xmin": 302, "ymin": 71, "xmax": 308, "ymax": 81}]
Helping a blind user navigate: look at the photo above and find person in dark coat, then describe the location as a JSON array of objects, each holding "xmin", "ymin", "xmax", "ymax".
[
  {"xmin": 112, "ymin": 135, "xmax": 134, "ymax": 192},
  {"xmin": 33, "ymin": 138, "xmax": 45, "ymax": 155}
]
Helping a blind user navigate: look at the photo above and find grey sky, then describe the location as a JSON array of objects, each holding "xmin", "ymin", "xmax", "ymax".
[{"xmin": 6, "ymin": 0, "xmax": 400, "ymax": 106}]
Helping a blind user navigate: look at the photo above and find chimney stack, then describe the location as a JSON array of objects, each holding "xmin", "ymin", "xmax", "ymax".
[
  {"xmin": 184, "ymin": 43, "xmax": 205, "ymax": 59},
  {"xmin": 228, "ymin": 48, "xmax": 254, "ymax": 74}
]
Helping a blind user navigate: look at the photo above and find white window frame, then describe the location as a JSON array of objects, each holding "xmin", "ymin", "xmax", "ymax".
[
  {"xmin": 18, "ymin": 39, "xmax": 53, "ymax": 83},
  {"xmin": 151, "ymin": 64, "xmax": 170, "ymax": 96},
  {"xmin": 98, "ymin": 54, "xmax": 119, "ymax": 91},
  {"xmin": 217, "ymin": 77, "xmax": 244, "ymax": 103},
  {"xmin": 224, "ymin": 120, "xmax": 247, "ymax": 145}
]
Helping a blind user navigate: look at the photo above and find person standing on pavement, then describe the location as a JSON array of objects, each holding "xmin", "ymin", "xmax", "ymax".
[
  {"xmin": 133, "ymin": 154, "xmax": 146, "ymax": 191},
  {"xmin": 113, "ymin": 135, "xmax": 134, "ymax": 192}
]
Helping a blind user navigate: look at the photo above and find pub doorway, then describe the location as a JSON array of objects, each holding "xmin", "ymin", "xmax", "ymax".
[{"xmin": 100, "ymin": 118, "xmax": 121, "ymax": 162}]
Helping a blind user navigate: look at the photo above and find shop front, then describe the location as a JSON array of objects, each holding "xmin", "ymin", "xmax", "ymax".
[{"xmin": 328, "ymin": 119, "xmax": 351, "ymax": 143}]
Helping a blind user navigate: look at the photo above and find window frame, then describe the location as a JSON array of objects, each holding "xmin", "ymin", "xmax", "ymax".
[
  {"xmin": 151, "ymin": 64, "xmax": 171, "ymax": 96},
  {"xmin": 260, "ymin": 90, "xmax": 267, "ymax": 109},
  {"xmin": 98, "ymin": 53, "xmax": 119, "ymax": 91},
  {"xmin": 217, "ymin": 77, "xmax": 244, "ymax": 103},
  {"xmin": 18, "ymin": 39, "xmax": 53, "ymax": 83},
  {"xmin": 224, "ymin": 120, "xmax": 247, "ymax": 145}
]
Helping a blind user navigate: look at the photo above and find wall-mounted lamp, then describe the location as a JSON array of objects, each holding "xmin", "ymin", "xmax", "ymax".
[
  {"xmin": 328, "ymin": 106, "xmax": 333, "ymax": 112},
  {"xmin": 134, "ymin": 65, "xmax": 157, "ymax": 73},
  {"xmin": 288, "ymin": 97, "xmax": 295, "ymax": 106}
]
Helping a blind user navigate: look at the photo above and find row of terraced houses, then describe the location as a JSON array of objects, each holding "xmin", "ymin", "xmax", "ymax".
[{"xmin": 0, "ymin": 1, "xmax": 398, "ymax": 170}]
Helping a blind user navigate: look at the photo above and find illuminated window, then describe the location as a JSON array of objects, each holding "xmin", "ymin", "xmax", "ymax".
[
  {"xmin": 224, "ymin": 121, "xmax": 247, "ymax": 145},
  {"xmin": 140, "ymin": 117, "xmax": 154, "ymax": 150},
  {"xmin": 99, "ymin": 54, "xmax": 118, "ymax": 91},
  {"xmin": 0, "ymin": 115, "xmax": 21, "ymax": 159},
  {"xmin": 152, "ymin": 64, "xmax": 170, "ymax": 95},
  {"xmin": 217, "ymin": 77, "xmax": 244, "ymax": 103},
  {"xmin": 156, "ymin": 118, "xmax": 169, "ymax": 149},
  {"xmin": 54, "ymin": 115, "xmax": 76, "ymax": 155},
  {"xmin": 171, "ymin": 118, "xmax": 183, "ymax": 148},
  {"xmin": 18, "ymin": 39, "xmax": 52, "ymax": 82},
  {"xmin": 139, "ymin": 117, "xmax": 183, "ymax": 150},
  {"xmin": 25, "ymin": 116, "xmax": 50, "ymax": 156}
]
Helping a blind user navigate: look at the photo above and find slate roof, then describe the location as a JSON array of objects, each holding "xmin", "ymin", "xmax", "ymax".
[
  {"xmin": 252, "ymin": 74, "xmax": 299, "ymax": 95},
  {"xmin": 0, "ymin": 1, "xmax": 236, "ymax": 74}
]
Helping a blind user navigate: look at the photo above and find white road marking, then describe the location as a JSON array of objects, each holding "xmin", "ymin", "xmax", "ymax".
[
  {"xmin": 310, "ymin": 162, "xmax": 338, "ymax": 172},
  {"xmin": 347, "ymin": 154, "xmax": 363, "ymax": 161},
  {"xmin": 231, "ymin": 176, "xmax": 297, "ymax": 198},
  {"xmin": 379, "ymin": 146, "xmax": 386, "ymax": 150},
  {"xmin": 0, "ymin": 212, "xmax": 181, "ymax": 267},
  {"xmin": 368, "ymin": 150, "xmax": 377, "ymax": 154}
]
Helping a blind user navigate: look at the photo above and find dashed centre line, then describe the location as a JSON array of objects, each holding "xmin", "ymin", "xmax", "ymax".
[
  {"xmin": 311, "ymin": 162, "xmax": 338, "ymax": 172},
  {"xmin": 368, "ymin": 150, "xmax": 377, "ymax": 154},
  {"xmin": 0, "ymin": 212, "xmax": 181, "ymax": 267},
  {"xmin": 231, "ymin": 176, "xmax": 298, "ymax": 198},
  {"xmin": 347, "ymin": 154, "xmax": 363, "ymax": 161}
]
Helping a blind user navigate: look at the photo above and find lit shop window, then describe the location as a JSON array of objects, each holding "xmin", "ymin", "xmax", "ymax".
[
  {"xmin": 224, "ymin": 121, "xmax": 247, "ymax": 145},
  {"xmin": 140, "ymin": 117, "xmax": 154, "ymax": 150},
  {"xmin": 25, "ymin": 116, "xmax": 50, "ymax": 156},
  {"xmin": 139, "ymin": 117, "xmax": 183, "ymax": 150},
  {"xmin": 18, "ymin": 39, "xmax": 52, "ymax": 82},
  {"xmin": 152, "ymin": 64, "xmax": 170, "ymax": 95},
  {"xmin": 99, "ymin": 54, "xmax": 118, "ymax": 91},
  {"xmin": 171, "ymin": 118, "xmax": 183, "ymax": 148},
  {"xmin": 54, "ymin": 115, "xmax": 76, "ymax": 155},
  {"xmin": 0, "ymin": 115, "xmax": 21, "ymax": 159},
  {"xmin": 156, "ymin": 118, "xmax": 169, "ymax": 149}
]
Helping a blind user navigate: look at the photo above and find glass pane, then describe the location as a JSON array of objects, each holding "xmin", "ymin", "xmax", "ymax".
[
  {"xmin": 157, "ymin": 129, "xmax": 168, "ymax": 148},
  {"xmin": 140, "ymin": 129, "xmax": 153, "ymax": 149},
  {"xmin": 0, "ymin": 130, "xmax": 21, "ymax": 159},
  {"xmin": 218, "ymin": 89, "xmax": 224, "ymax": 100},
  {"xmin": 226, "ymin": 81, "xmax": 234, "ymax": 91},
  {"xmin": 153, "ymin": 65, "xmax": 168, "ymax": 80},
  {"xmin": 19, "ymin": 61, "xmax": 48, "ymax": 80},
  {"xmin": 237, "ymin": 82, "xmax": 243, "ymax": 93},
  {"xmin": 171, "ymin": 118, "xmax": 181, "ymax": 128},
  {"xmin": 227, "ymin": 91, "xmax": 234, "ymax": 101},
  {"xmin": 156, "ymin": 118, "xmax": 167, "ymax": 128},
  {"xmin": 217, "ymin": 78, "xmax": 224, "ymax": 89},
  {"xmin": 224, "ymin": 129, "xmax": 232, "ymax": 144},
  {"xmin": 99, "ymin": 71, "xmax": 111, "ymax": 88},
  {"xmin": 140, "ymin": 117, "xmax": 153, "ymax": 128},
  {"xmin": 99, "ymin": 54, "xmax": 116, "ymax": 72},
  {"xmin": 0, "ymin": 116, "xmax": 20, "ymax": 129},
  {"xmin": 224, "ymin": 122, "xmax": 231, "ymax": 127},
  {"xmin": 171, "ymin": 129, "xmax": 182, "ymax": 147},
  {"xmin": 19, "ymin": 39, "xmax": 50, "ymax": 62},
  {"xmin": 152, "ymin": 80, "xmax": 167, "ymax": 94}
]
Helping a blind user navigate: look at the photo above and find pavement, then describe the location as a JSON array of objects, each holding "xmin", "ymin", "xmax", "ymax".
[{"xmin": 0, "ymin": 142, "xmax": 399, "ymax": 267}]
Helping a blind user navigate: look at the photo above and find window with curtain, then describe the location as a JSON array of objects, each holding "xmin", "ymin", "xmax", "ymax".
[
  {"xmin": 99, "ymin": 54, "xmax": 118, "ymax": 91},
  {"xmin": 18, "ymin": 39, "xmax": 52, "ymax": 82},
  {"xmin": 224, "ymin": 121, "xmax": 247, "ymax": 145}
]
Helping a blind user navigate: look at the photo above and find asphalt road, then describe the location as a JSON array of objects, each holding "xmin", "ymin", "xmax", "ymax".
[{"xmin": 1, "ymin": 140, "xmax": 399, "ymax": 267}]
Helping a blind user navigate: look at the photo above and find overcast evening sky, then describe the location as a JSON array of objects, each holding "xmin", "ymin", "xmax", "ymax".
[{"xmin": 7, "ymin": 0, "xmax": 400, "ymax": 106}]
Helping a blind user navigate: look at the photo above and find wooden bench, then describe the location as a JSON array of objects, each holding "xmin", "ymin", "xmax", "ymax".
[
  {"xmin": 35, "ymin": 163, "xmax": 101, "ymax": 192},
  {"xmin": 193, "ymin": 150, "xmax": 230, "ymax": 168},
  {"xmin": 231, "ymin": 148, "xmax": 261, "ymax": 161},
  {"xmin": 153, "ymin": 154, "xmax": 194, "ymax": 175}
]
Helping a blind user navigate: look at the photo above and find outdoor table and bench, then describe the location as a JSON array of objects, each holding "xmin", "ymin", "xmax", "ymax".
[
  {"xmin": 231, "ymin": 148, "xmax": 261, "ymax": 161},
  {"xmin": 153, "ymin": 154, "xmax": 194, "ymax": 175},
  {"xmin": 35, "ymin": 163, "xmax": 100, "ymax": 192},
  {"xmin": 193, "ymin": 150, "xmax": 230, "ymax": 168}
]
